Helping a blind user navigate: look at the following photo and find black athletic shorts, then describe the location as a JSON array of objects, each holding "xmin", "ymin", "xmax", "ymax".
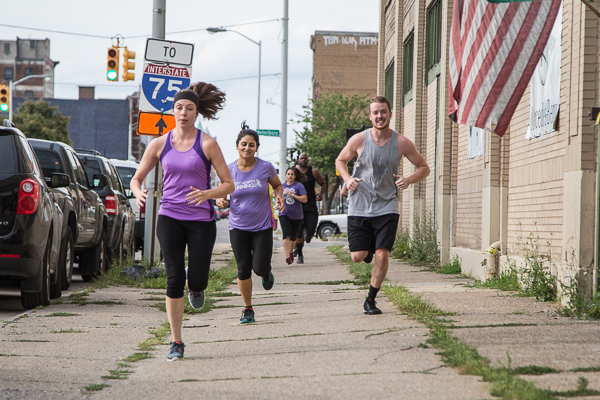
[
  {"xmin": 297, "ymin": 204, "xmax": 319, "ymax": 240},
  {"xmin": 279, "ymin": 215, "xmax": 302, "ymax": 240},
  {"xmin": 348, "ymin": 213, "xmax": 399, "ymax": 253}
]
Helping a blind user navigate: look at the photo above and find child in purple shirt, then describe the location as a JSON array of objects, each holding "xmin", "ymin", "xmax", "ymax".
[
  {"xmin": 278, "ymin": 167, "xmax": 307, "ymax": 264},
  {"xmin": 217, "ymin": 123, "xmax": 284, "ymax": 324}
]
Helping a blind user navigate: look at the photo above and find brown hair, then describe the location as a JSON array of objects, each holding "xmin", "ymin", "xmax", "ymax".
[
  {"xmin": 188, "ymin": 82, "xmax": 226, "ymax": 120},
  {"xmin": 286, "ymin": 167, "xmax": 305, "ymax": 183},
  {"xmin": 369, "ymin": 95, "xmax": 391, "ymax": 113}
]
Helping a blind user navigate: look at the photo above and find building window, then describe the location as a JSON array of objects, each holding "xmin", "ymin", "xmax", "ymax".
[
  {"xmin": 25, "ymin": 68, "xmax": 34, "ymax": 77},
  {"xmin": 25, "ymin": 90, "xmax": 34, "ymax": 99},
  {"xmin": 29, "ymin": 41, "xmax": 35, "ymax": 50},
  {"xmin": 384, "ymin": 61, "xmax": 394, "ymax": 110},
  {"xmin": 467, "ymin": 127, "xmax": 485, "ymax": 159},
  {"xmin": 403, "ymin": 32, "xmax": 414, "ymax": 106},
  {"xmin": 3, "ymin": 43, "xmax": 10, "ymax": 54},
  {"xmin": 4, "ymin": 67, "xmax": 13, "ymax": 81},
  {"xmin": 425, "ymin": 0, "xmax": 442, "ymax": 84}
]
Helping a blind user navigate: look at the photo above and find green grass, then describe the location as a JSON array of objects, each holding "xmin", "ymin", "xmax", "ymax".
[
  {"xmin": 138, "ymin": 321, "xmax": 170, "ymax": 351},
  {"xmin": 82, "ymin": 383, "xmax": 110, "ymax": 392},
  {"xmin": 570, "ymin": 366, "xmax": 600, "ymax": 372},
  {"xmin": 13, "ymin": 339, "xmax": 51, "ymax": 342},
  {"xmin": 437, "ymin": 255, "xmax": 462, "ymax": 274},
  {"xmin": 122, "ymin": 352, "xmax": 153, "ymax": 362},
  {"xmin": 50, "ymin": 328, "xmax": 86, "ymax": 334},
  {"xmin": 42, "ymin": 312, "xmax": 79, "ymax": 317},
  {"xmin": 327, "ymin": 245, "xmax": 372, "ymax": 285}
]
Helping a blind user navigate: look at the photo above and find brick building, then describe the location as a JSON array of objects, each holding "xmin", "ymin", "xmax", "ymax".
[
  {"xmin": 0, "ymin": 38, "xmax": 57, "ymax": 98},
  {"xmin": 378, "ymin": 0, "xmax": 598, "ymax": 294},
  {"xmin": 310, "ymin": 30, "xmax": 378, "ymax": 100}
]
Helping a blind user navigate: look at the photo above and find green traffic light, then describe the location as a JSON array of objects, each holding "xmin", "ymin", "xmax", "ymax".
[
  {"xmin": 0, "ymin": 103, "xmax": 8, "ymax": 112},
  {"xmin": 107, "ymin": 70, "xmax": 117, "ymax": 81}
]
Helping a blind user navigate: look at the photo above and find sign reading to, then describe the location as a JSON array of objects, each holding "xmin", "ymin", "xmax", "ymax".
[
  {"xmin": 145, "ymin": 38, "xmax": 194, "ymax": 66},
  {"xmin": 257, "ymin": 129, "xmax": 280, "ymax": 137},
  {"xmin": 139, "ymin": 63, "xmax": 191, "ymax": 113},
  {"xmin": 137, "ymin": 111, "xmax": 176, "ymax": 137}
]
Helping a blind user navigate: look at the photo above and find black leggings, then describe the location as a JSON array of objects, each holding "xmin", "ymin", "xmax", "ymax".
[
  {"xmin": 229, "ymin": 228, "xmax": 273, "ymax": 280},
  {"xmin": 156, "ymin": 215, "xmax": 216, "ymax": 298},
  {"xmin": 279, "ymin": 215, "xmax": 302, "ymax": 240}
]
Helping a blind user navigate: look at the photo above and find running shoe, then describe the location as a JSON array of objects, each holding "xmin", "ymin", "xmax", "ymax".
[
  {"xmin": 296, "ymin": 255, "xmax": 304, "ymax": 264},
  {"xmin": 363, "ymin": 252, "xmax": 374, "ymax": 264},
  {"xmin": 293, "ymin": 246, "xmax": 298, "ymax": 257},
  {"xmin": 262, "ymin": 272, "xmax": 275, "ymax": 291},
  {"xmin": 285, "ymin": 254, "xmax": 294, "ymax": 265},
  {"xmin": 167, "ymin": 341, "xmax": 185, "ymax": 361},
  {"xmin": 363, "ymin": 298, "xmax": 382, "ymax": 315},
  {"xmin": 240, "ymin": 307, "xmax": 255, "ymax": 324},
  {"xmin": 188, "ymin": 290, "xmax": 205, "ymax": 309}
]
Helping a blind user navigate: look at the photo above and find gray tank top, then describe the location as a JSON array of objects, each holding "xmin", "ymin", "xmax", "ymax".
[{"xmin": 348, "ymin": 129, "xmax": 400, "ymax": 217}]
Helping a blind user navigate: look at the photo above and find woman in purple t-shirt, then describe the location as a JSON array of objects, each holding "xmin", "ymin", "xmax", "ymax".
[
  {"xmin": 216, "ymin": 123, "xmax": 284, "ymax": 324},
  {"xmin": 279, "ymin": 167, "xmax": 307, "ymax": 264},
  {"xmin": 131, "ymin": 82, "xmax": 234, "ymax": 361}
]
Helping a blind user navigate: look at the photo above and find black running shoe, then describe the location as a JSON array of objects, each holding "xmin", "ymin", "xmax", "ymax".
[
  {"xmin": 240, "ymin": 307, "xmax": 255, "ymax": 324},
  {"xmin": 293, "ymin": 246, "xmax": 298, "ymax": 257},
  {"xmin": 363, "ymin": 252, "xmax": 373, "ymax": 264},
  {"xmin": 167, "ymin": 341, "xmax": 185, "ymax": 361},
  {"xmin": 262, "ymin": 272, "xmax": 275, "ymax": 291},
  {"xmin": 296, "ymin": 255, "xmax": 304, "ymax": 264},
  {"xmin": 363, "ymin": 298, "xmax": 382, "ymax": 315}
]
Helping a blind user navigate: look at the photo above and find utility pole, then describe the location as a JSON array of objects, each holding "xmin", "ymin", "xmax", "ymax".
[
  {"xmin": 144, "ymin": 0, "xmax": 166, "ymax": 265},
  {"xmin": 279, "ymin": 0, "xmax": 289, "ymax": 181}
]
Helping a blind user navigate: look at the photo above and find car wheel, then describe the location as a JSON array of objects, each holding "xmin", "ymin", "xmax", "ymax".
[
  {"xmin": 81, "ymin": 229, "xmax": 107, "ymax": 281},
  {"xmin": 317, "ymin": 222, "xmax": 338, "ymax": 239},
  {"xmin": 59, "ymin": 229, "xmax": 74, "ymax": 290},
  {"xmin": 21, "ymin": 236, "xmax": 51, "ymax": 309}
]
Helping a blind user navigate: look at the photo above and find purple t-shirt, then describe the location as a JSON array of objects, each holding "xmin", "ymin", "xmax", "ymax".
[
  {"xmin": 279, "ymin": 182, "xmax": 306, "ymax": 220},
  {"xmin": 228, "ymin": 158, "xmax": 277, "ymax": 231}
]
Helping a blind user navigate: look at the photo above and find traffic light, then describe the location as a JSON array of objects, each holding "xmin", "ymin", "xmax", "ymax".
[
  {"xmin": 0, "ymin": 83, "xmax": 9, "ymax": 113},
  {"xmin": 106, "ymin": 46, "xmax": 119, "ymax": 81},
  {"xmin": 122, "ymin": 47, "xmax": 136, "ymax": 82}
]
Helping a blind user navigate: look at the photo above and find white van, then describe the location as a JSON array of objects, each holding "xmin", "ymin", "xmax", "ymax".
[{"xmin": 110, "ymin": 159, "xmax": 144, "ymax": 250}]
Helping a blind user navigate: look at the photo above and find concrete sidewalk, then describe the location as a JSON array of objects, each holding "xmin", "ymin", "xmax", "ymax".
[{"xmin": 1, "ymin": 245, "xmax": 599, "ymax": 399}]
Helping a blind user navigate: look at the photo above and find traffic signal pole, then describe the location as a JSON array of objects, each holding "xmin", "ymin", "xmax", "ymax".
[
  {"xmin": 144, "ymin": 0, "xmax": 166, "ymax": 267},
  {"xmin": 279, "ymin": 0, "xmax": 289, "ymax": 182}
]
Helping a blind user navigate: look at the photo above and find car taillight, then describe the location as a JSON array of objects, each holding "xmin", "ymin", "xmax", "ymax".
[
  {"xmin": 105, "ymin": 195, "xmax": 117, "ymax": 215},
  {"xmin": 17, "ymin": 178, "xmax": 40, "ymax": 215},
  {"xmin": 140, "ymin": 202, "xmax": 145, "ymax": 219}
]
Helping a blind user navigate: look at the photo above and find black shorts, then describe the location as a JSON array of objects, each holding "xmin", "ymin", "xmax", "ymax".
[
  {"xmin": 297, "ymin": 204, "xmax": 319, "ymax": 240},
  {"xmin": 279, "ymin": 215, "xmax": 302, "ymax": 240},
  {"xmin": 348, "ymin": 213, "xmax": 399, "ymax": 253}
]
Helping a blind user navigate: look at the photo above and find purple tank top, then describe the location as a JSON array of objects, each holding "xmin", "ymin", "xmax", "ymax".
[{"xmin": 158, "ymin": 129, "xmax": 215, "ymax": 221}]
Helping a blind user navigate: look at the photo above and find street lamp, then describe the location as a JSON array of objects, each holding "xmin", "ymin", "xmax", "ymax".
[
  {"xmin": 9, "ymin": 74, "xmax": 51, "ymax": 124},
  {"xmin": 207, "ymin": 27, "xmax": 261, "ymax": 131}
]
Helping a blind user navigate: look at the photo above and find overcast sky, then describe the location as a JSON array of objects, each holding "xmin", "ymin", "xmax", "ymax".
[{"xmin": 1, "ymin": 1, "xmax": 379, "ymax": 166}]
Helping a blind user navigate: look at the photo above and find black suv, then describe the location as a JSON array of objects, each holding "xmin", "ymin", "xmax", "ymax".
[
  {"xmin": 0, "ymin": 124, "xmax": 70, "ymax": 309},
  {"xmin": 29, "ymin": 139, "xmax": 109, "ymax": 283},
  {"xmin": 77, "ymin": 151, "xmax": 135, "ymax": 264}
]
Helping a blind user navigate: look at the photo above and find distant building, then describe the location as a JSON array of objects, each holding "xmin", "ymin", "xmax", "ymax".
[
  {"xmin": 0, "ymin": 38, "xmax": 58, "ymax": 98},
  {"xmin": 310, "ymin": 31, "xmax": 378, "ymax": 100}
]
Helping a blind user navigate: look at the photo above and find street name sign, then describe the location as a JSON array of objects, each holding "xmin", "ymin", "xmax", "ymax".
[
  {"xmin": 145, "ymin": 38, "xmax": 194, "ymax": 66},
  {"xmin": 137, "ymin": 111, "xmax": 176, "ymax": 137},
  {"xmin": 139, "ymin": 63, "xmax": 191, "ymax": 114},
  {"xmin": 257, "ymin": 129, "xmax": 280, "ymax": 137}
]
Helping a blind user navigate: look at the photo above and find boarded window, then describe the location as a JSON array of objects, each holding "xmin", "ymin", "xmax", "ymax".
[
  {"xmin": 385, "ymin": 61, "xmax": 395, "ymax": 110},
  {"xmin": 403, "ymin": 32, "xmax": 414, "ymax": 106},
  {"xmin": 425, "ymin": 0, "xmax": 442, "ymax": 84},
  {"xmin": 467, "ymin": 127, "xmax": 485, "ymax": 159}
]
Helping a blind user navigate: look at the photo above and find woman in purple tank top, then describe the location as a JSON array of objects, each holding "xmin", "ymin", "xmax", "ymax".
[
  {"xmin": 130, "ymin": 82, "xmax": 234, "ymax": 361},
  {"xmin": 215, "ymin": 122, "xmax": 285, "ymax": 324}
]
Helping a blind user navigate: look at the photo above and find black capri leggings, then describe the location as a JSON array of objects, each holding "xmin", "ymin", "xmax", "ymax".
[
  {"xmin": 279, "ymin": 215, "xmax": 303, "ymax": 240},
  {"xmin": 156, "ymin": 215, "xmax": 216, "ymax": 298},
  {"xmin": 229, "ymin": 228, "xmax": 273, "ymax": 280}
]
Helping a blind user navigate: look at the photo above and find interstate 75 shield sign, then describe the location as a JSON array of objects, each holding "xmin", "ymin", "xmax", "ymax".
[{"xmin": 139, "ymin": 63, "xmax": 192, "ymax": 114}]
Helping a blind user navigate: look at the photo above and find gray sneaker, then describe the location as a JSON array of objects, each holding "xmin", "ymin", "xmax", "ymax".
[
  {"xmin": 296, "ymin": 256, "xmax": 304, "ymax": 264},
  {"xmin": 262, "ymin": 272, "xmax": 275, "ymax": 291},
  {"xmin": 188, "ymin": 290, "xmax": 205, "ymax": 309},
  {"xmin": 167, "ymin": 341, "xmax": 185, "ymax": 361}
]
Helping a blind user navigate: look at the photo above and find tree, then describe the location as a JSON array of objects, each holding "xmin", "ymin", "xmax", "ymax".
[
  {"xmin": 293, "ymin": 92, "xmax": 371, "ymax": 214},
  {"xmin": 12, "ymin": 99, "xmax": 71, "ymax": 145}
]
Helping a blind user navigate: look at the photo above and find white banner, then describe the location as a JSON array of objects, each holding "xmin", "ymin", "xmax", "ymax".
[{"xmin": 526, "ymin": 2, "xmax": 562, "ymax": 139}]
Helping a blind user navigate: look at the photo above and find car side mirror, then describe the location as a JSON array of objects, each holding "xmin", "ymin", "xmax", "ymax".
[
  {"xmin": 92, "ymin": 174, "xmax": 108, "ymax": 189},
  {"xmin": 49, "ymin": 173, "xmax": 70, "ymax": 188}
]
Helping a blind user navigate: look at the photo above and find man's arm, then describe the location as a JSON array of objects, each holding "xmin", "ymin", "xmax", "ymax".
[
  {"xmin": 393, "ymin": 136, "xmax": 430, "ymax": 190},
  {"xmin": 335, "ymin": 134, "xmax": 363, "ymax": 192},
  {"xmin": 312, "ymin": 168, "xmax": 326, "ymax": 201}
]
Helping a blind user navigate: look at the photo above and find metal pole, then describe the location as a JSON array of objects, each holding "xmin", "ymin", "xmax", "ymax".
[
  {"xmin": 257, "ymin": 40, "xmax": 261, "ymax": 130},
  {"xmin": 279, "ymin": 0, "xmax": 289, "ymax": 181},
  {"xmin": 8, "ymin": 80, "xmax": 12, "ymax": 124},
  {"xmin": 145, "ymin": 0, "xmax": 166, "ymax": 266}
]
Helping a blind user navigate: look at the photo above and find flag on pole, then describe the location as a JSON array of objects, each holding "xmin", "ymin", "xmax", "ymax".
[{"xmin": 448, "ymin": 0, "xmax": 562, "ymax": 137}]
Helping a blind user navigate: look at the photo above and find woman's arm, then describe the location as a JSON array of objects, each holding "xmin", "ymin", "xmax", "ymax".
[
  {"xmin": 269, "ymin": 175, "xmax": 285, "ymax": 212},
  {"xmin": 130, "ymin": 137, "xmax": 164, "ymax": 208}
]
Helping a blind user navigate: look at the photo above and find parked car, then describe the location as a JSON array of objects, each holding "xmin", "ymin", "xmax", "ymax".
[
  {"xmin": 214, "ymin": 206, "xmax": 221, "ymax": 221},
  {"xmin": 77, "ymin": 150, "xmax": 136, "ymax": 265},
  {"xmin": 29, "ymin": 139, "xmax": 109, "ymax": 283},
  {"xmin": 220, "ymin": 208, "xmax": 230, "ymax": 219},
  {"xmin": 316, "ymin": 213, "xmax": 348, "ymax": 238},
  {"xmin": 110, "ymin": 158, "xmax": 144, "ymax": 252},
  {"xmin": 0, "ymin": 123, "xmax": 70, "ymax": 309}
]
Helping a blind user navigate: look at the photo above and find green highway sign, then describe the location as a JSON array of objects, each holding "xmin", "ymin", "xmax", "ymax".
[{"xmin": 257, "ymin": 129, "xmax": 280, "ymax": 137}]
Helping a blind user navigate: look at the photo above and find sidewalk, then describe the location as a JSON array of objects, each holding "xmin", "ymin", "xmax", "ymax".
[{"xmin": 1, "ymin": 246, "xmax": 599, "ymax": 399}]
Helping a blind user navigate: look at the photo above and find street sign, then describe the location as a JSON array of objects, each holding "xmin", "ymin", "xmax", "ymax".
[
  {"xmin": 145, "ymin": 38, "xmax": 194, "ymax": 66},
  {"xmin": 257, "ymin": 129, "xmax": 280, "ymax": 137},
  {"xmin": 137, "ymin": 111, "xmax": 176, "ymax": 137},
  {"xmin": 139, "ymin": 63, "xmax": 191, "ymax": 113}
]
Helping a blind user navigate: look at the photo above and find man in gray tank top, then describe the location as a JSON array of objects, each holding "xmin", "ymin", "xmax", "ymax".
[{"xmin": 335, "ymin": 96, "xmax": 429, "ymax": 315}]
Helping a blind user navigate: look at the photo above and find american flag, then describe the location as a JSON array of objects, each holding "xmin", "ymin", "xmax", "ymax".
[{"xmin": 448, "ymin": 0, "xmax": 562, "ymax": 137}]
